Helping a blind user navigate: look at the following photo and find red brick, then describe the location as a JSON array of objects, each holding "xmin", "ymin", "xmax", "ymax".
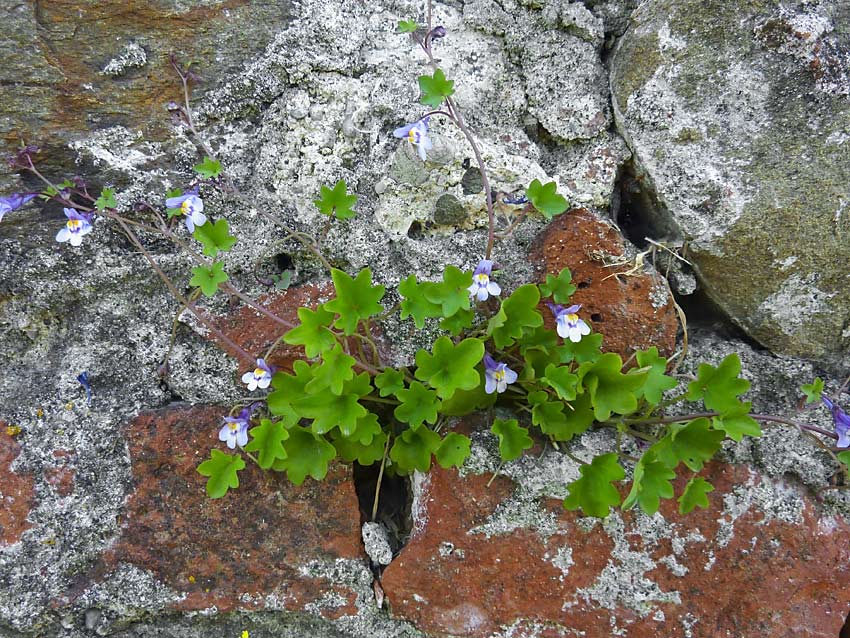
[
  {"xmin": 382, "ymin": 422, "xmax": 850, "ymax": 637},
  {"xmin": 531, "ymin": 208, "xmax": 679, "ymax": 360},
  {"xmin": 90, "ymin": 405, "xmax": 364, "ymax": 615},
  {"xmin": 0, "ymin": 427, "xmax": 34, "ymax": 546}
]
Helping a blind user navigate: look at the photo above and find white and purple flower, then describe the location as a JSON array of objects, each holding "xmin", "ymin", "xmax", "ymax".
[
  {"xmin": 483, "ymin": 353, "xmax": 518, "ymax": 394},
  {"xmin": 467, "ymin": 259, "xmax": 501, "ymax": 302},
  {"xmin": 55, "ymin": 208, "xmax": 93, "ymax": 246},
  {"xmin": 166, "ymin": 191, "xmax": 206, "ymax": 232},
  {"xmin": 219, "ymin": 407, "xmax": 252, "ymax": 449},
  {"xmin": 393, "ymin": 117, "xmax": 433, "ymax": 161},
  {"xmin": 0, "ymin": 192, "xmax": 36, "ymax": 222},
  {"xmin": 548, "ymin": 303, "xmax": 591, "ymax": 343},
  {"xmin": 241, "ymin": 358, "xmax": 273, "ymax": 391},
  {"xmin": 822, "ymin": 394, "xmax": 850, "ymax": 448}
]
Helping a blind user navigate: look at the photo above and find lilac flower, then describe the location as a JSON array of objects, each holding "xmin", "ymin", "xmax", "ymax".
[
  {"xmin": 241, "ymin": 358, "xmax": 273, "ymax": 391},
  {"xmin": 483, "ymin": 353, "xmax": 518, "ymax": 394},
  {"xmin": 393, "ymin": 117, "xmax": 433, "ymax": 161},
  {"xmin": 77, "ymin": 372, "xmax": 92, "ymax": 406},
  {"xmin": 467, "ymin": 259, "xmax": 501, "ymax": 302},
  {"xmin": 55, "ymin": 208, "xmax": 93, "ymax": 246},
  {"xmin": 166, "ymin": 191, "xmax": 206, "ymax": 232},
  {"xmin": 0, "ymin": 192, "xmax": 37, "ymax": 222},
  {"xmin": 548, "ymin": 303, "xmax": 591, "ymax": 343},
  {"xmin": 822, "ymin": 394, "xmax": 850, "ymax": 448},
  {"xmin": 219, "ymin": 407, "xmax": 252, "ymax": 449}
]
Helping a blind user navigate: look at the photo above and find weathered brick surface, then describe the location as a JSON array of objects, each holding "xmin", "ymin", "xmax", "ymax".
[
  {"xmin": 0, "ymin": 428, "xmax": 34, "ymax": 546},
  {"xmin": 532, "ymin": 208, "xmax": 679, "ymax": 360},
  {"xmin": 382, "ymin": 427, "xmax": 850, "ymax": 638},
  {"xmin": 93, "ymin": 405, "xmax": 364, "ymax": 616}
]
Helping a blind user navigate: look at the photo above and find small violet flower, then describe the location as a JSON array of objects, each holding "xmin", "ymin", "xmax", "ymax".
[
  {"xmin": 0, "ymin": 192, "xmax": 36, "ymax": 222},
  {"xmin": 467, "ymin": 259, "xmax": 501, "ymax": 302},
  {"xmin": 55, "ymin": 208, "xmax": 93, "ymax": 246},
  {"xmin": 393, "ymin": 116, "xmax": 433, "ymax": 162},
  {"xmin": 241, "ymin": 358, "xmax": 273, "ymax": 391},
  {"xmin": 822, "ymin": 394, "xmax": 850, "ymax": 448},
  {"xmin": 77, "ymin": 371, "xmax": 92, "ymax": 406},
  {"xmin": 166, "ymin": 191, "xmax": 206, "ymax": 232},
  {"xmin": 548, "ymin": 303, "xmax": 591, "ymax": 343},
  {"xmin": 483, "ymin": 354, "xmax": 518, "ymax": 394},
  {"xmin": 219, "ymin": 407, "xmax": 252, "ymax": 449}
]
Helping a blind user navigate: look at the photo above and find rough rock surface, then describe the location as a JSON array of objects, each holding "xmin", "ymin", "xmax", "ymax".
[
  {"xmin": 382, "ymin": 417, "xmax": 850, "ymax": 638},
  {"xmin": 610, "ymin": 0, "xmax": 850, "ymax": 369}
]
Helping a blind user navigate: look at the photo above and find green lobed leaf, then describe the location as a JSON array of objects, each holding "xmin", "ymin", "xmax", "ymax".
[
  {"xmin": 634, "ymin": 347, "xmax": 678, "ymax": 405},
  {"xmin": 95, "ymin": 187, "xmax": 117, "ymax": 211},
  {"xmin": 296, "ymin": 372, "xmax": 371, "ymax": 437},
  {"xmin": 686, "ymin": 353, "xmax": 750, "ymax": 413},
  {"xmin": 435, "ymin": 432, "xmax": 471, "ymax": 469},
  {"xmin": 324, "ymin": 268, "xmax": 386, "ymax": 335},
  {"xmin": 394, "ymin": 381, "xmax": 441, "ymax": 429},
  {"xmin": 538, "ymin": 268, "xmax": 577, "ymax": 304},
  {"xmin": 375, "ymin": 368, "xmax": 405, "ymax": 397},
  {"xmin": 531, "ymin": 392, "xmax": 594, "ymax": 441},
  {"xmin": 346, "ymin": 413, "xmax": 383, "ymax": 445},
  {"xmin": 267, "ymin": 360, "xmax": 315, "ymax": 419},
  {"xmin": 491, "ymin": 418, "xmax": 534, "ymax": 462},
  {"xmin": 283, "ymin": 306, "xmax": 338, "ymax": 358},
  {"xmin": 398, "ymin": 275, "xmax": 444, "ymax": 329},
  {"xmin": 273, "ymin": 425, "xmax": 336, "ymax": 485},
  {"xmin": 197, "ymin": 449, "xmax": 246, "ymax": 499},
  {"xmin": 712, "ymin": 401, "xmax": 762, "ymax": 442},
  {"xmin": 333, "ymin": 430, "xmax": 388, "ymax": 465},
  {"xmin": 801, "ymin": 378, "xmax": 824, "ymax": 404},
  {"xmin": 653, "ymin": 418, "xmax": 725, "ymax": 472},
  {"xmin": 189, "ymin": 261, "xmax": 229, "ymax": 297},
  {"xmin": 438, "ymin": 381, "xmax": 496, "ymax": 416},
  {"xmin": 622, "ymin": 451, "xmax": 676, "ymax": 515},
  {"xmin": 557, "ymin": 332, "xmax": 603, "ymax": 365},
  {"xmin": 398, "ymin": 19, "xmax": 419, "ymax": 33},
  {"xmin": 440, "ymin": 308, "xmax": 475, "ymax": 336},
  {"xmin": 542, "ymin": 363, "xmax": 578, "ymax": 401},
  {"xmin": 244, "ymin": 418, "xmax": 289, "ymax": 469},
  {"xmin": 563, "ymin": 453, "xmax": 625, "ymax": 518},
  {"xmin": 487, "ymin": 284, "xmax": 543, "ymax": 349},
  {"xmin": 577, "ymin": 352, "xmax": 646, "ymax": 421},
  {"xmin": 304, "ymin": 343, "xmax": 355, "ymax": 395},
  {"xmin": 418, "ymin": 68, "xmax": 455, "ymax": 108},
  {"xmin": 423, "ymin": 265, "xmax": 472, "ymax": 317},
  {"xmin": 414, "ymin": 336, "xmax": 484, "ymax": 399},
  {"xmin": 678, "ymin": 477, "xmax": 715, "ymax": 514},
  {"xmin": 837, "ymin": 451, "xmax": 850, "ymax": 467},
  {"xmin": 314, "ymin": 179, "xmax": 357, "ymax": 219},
  {"xmin": 193, "ymin": 219, "xmax": 237, "ymax": 258},
  {"xmin": 519, "ymin": 325, "xmax": 558, "ymax": 357},
  {"xmin": 527, "ymin": 179, "xmax": 568, "ymax": 219},
  {"xmin": 390, "ymin": 427, "xmax": 442, "ymax": 473},
  {"xmin": 193, "ymin": 156, "xmax": 222, "ymax": 179}
]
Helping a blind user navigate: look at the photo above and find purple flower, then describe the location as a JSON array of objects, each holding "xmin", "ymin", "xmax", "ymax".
[
  {"xmin": 467, "ymin": 259, "xmax": 501, "ymax": 302},
  {"xmin": 548, "ymin": 303, "xmax": 591, "ymax": 343},
  {"xmin": 393, "ymin": 117, "xmax": 433, "ymax": 161},
  {"xmin": 241, "ymin": 358, "xmax": 273, "ymax": 391},
  {"xmin": 166, "ymin": 191, "xmax": 206, "ymax": 232},
  {"xmin": 219, "ymin": 407, "xmax": 252, "ymax": 449},
  {"xmin": 77, "ymin": 371, "xmax": 92, "ymax": 406},
  {"xmin": 0, "ymin": 192, "xmax": 37, "ymax": 222},
  {"xmin": 483, "ymin": 353, "xmax": 517, "ymax": 394},
  {"xmin": 55, "ymin": 208, "xmax": 93, "ymax": 246},
  {"xmin": 822, "ymin": 394, "xmax": 850, "ymax": 448}
]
